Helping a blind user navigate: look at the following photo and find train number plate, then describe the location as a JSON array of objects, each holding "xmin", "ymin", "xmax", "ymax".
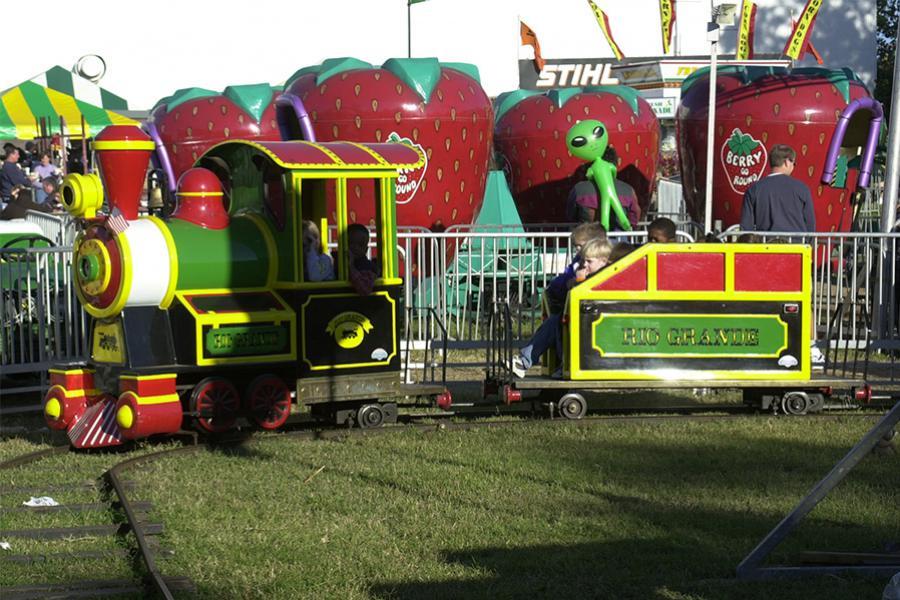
[{"xmin": 205, "ymin": 325, "xmax": 288, "ymax": 357}]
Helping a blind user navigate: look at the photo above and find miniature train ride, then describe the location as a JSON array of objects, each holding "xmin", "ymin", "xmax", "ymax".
[
  {"xmin": 42, "ymin": 125, "xmax": 450, "ymax": 448},
  {"xmin": 40, "ymin": 126, "xmax": 873, "ymax": 450},
  {"xmin": 485, "ymin": 242, "xmax": 873, "ymax": 419}
]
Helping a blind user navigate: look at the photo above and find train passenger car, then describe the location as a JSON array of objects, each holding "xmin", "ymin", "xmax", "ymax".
[
  {"xmin": 486, "ymin": 242, "xmax": 870, "ymax": 418},
  {"xmin": 43, "ymin": 125, "xmax": 449, "ymax": 448}
]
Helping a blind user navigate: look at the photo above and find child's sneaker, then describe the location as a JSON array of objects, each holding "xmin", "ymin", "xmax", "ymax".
[{"xmin": 510, "ymin": 355, "xmax": 527, "ymax": 378}]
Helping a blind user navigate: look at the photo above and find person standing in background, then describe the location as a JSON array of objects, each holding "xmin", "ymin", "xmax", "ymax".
[{"xmin": 739, "ymin": 144, "xmax": 815, "ymax": 233}]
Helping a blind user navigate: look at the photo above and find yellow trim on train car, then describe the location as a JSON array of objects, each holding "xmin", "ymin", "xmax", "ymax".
[
  {"xmin": 203, "ymin": 139, "xmax": 426, "ymax": 171},
  {"xmin": 299, "ymin": 291, "xmax": 397, "ymax": 371},
  {"xmin": 119, "ymin": 373, "xmax": 177, "ymax": 382},
  {"xmin": 91, "ymin": 140, "xmax": 155, "ymax": 151},
  {"xmin": 336, "ymin": 178, "xmax": 348, "ymax": 278},
  {"xmin": 291, "ymin": 173, "xmax": 301, "ymax": 283},
  {"xmin": 241, "ymin": 212, "xmax": 278, "ymax": 287},
  {"xmin": 567, "ymin": 369, "xmax": 813, "ymax": 381},
  {"xmin": 174, "ymin": 288, "xmax": 296, "ymax": 367},
  {"xmin": 274, "ymin": 277, "xmax": 403, "ymax": 291},
  {"xmin": 176, "ymin": 191, "xmax": 225, "ymax": 197},
  {"xmin": 131, "ymin": 393, "xmax": 180, "ymax": 406},
  {"xmin": 144, "ymin": 215, "xmax": 179, "ymax": 309}
]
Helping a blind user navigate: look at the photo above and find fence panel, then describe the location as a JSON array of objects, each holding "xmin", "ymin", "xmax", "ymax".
[
  {"xmin": 24, "ymin": 211, "xmax": 78, "ymax": 246},
  {"xmin": 402, "ymin": 229, "xmax": 899, "ymax": 373},
  {"xmin": 1, "ymin": 246, "xmax": 89, "ymax": 400}
]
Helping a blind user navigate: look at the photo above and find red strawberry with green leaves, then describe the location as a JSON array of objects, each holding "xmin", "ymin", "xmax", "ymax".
[
  {"xmin": 720, "ymin": 128, "xmax": 768, "ymax": 196},
  {"xmin": 282, "ymin": 57, "xmax": 493, "ymax": 230},
  {"xmin": 678, "ymin": 67, "xmax": 875, "ymax": 232},
  {"xmin": 147, "ymin": 84, "xmax": 281, "ymax": 183},
  {"xmin": 493, "ymin": 87, "xmax": 660, "ymax": 223}
]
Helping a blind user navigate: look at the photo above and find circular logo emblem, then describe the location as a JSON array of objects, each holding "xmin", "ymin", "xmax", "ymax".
[{"xmin": 326, "ymin": 312, "xmax": 373, "ymax": 349}]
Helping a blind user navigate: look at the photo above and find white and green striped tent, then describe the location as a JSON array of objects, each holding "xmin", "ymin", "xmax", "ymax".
[{"xmin": 0, "ymin": 66, "xmax": 136, "ymax": 140}]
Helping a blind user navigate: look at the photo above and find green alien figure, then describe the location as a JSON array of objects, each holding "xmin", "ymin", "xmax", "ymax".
[{"xmin": 565, "ymin": 119, "xmax": 631, "ymax": 231}]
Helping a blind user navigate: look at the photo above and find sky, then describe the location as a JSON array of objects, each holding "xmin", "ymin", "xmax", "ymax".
[
  {"xmin": 4, "ymin": 0, "xmax": 875, "ymax": 110},
  {"xmin": 3, "ymin": 0, "xmax": 712, "ymax": 109}
]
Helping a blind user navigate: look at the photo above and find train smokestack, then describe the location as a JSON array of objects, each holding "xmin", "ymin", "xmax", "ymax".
[{"xmin": 92, "ymin": 125, "xmax": 155, "ymax": 220}]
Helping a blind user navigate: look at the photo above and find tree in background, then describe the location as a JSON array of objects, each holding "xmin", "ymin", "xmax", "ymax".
[{"xmin": 876, "ymin": 0, "xmax": 898, "ymax": 119}]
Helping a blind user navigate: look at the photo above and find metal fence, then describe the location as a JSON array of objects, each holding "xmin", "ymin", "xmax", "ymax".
[
  {"xmin": 24, "ymin": 210, "xmax": 79, "ymax": 246},
  {"xmin": 401, "ymin": 228, "xmax": 899, "ymax": 371},
  {"xmin": 0, "ymin": 246, "xmax": 89, "ymax": 403}
]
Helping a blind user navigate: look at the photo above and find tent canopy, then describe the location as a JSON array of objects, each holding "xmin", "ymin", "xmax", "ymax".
[{"xmin": 0, "ymin": 66, "xmax": 136, "ymax": 140}]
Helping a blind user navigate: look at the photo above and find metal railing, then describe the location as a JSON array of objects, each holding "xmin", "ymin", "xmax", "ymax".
[
  {"xmin": 24, "ymin": 210, "xmax": 79, "ymax": 246},
  {"xmin": 1, "ymin": 246, "xmax": 89, "ymax": 400},
  {"xmin": 401, "ymin": 228, "xmax": 898, "ymax": 377}
]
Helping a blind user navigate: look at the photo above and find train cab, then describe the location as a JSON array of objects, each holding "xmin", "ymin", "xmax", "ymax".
[{"xmin": 197, "ymin": 140, "xmax": 427, "ymax": 421}]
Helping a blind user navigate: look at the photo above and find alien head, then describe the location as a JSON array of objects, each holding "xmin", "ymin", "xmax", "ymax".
[{"xmin": 565, "ymin": 120, "xmax": 609, "ymax": 162}]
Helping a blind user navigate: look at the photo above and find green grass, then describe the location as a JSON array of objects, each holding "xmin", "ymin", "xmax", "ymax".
[{"xmin": 1, "ymin": 417, "xmax": 896, "ymax": 599}]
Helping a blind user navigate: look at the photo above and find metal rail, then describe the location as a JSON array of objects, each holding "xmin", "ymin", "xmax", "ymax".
[
  {"xmin": 736, "ymin": 400, "xmax": 900, "ymax": 579},
  {"xmin": 0, "ymin": 440, "xmax": 200, "ymax": 600}
]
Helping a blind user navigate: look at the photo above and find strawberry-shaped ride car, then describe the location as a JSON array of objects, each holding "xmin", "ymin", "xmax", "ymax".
[
  {"xmin": 677, "ymin": 67, "xmax": 879, "ymax": 232},
  {"xmin": 493, "ymin": 87, "xmax": 660, "ymax": 224},
  {"xmin": 280, "ymin": 57, "xmax": 494, "ymax": 231},
  {"xmin": 146, "ymin": 84, "xmax": 283, "ymax": 191}
]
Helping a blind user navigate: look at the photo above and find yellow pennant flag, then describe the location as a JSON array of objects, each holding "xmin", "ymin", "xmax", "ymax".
[
  {"xmin": 736, "ymin": 0, "xmax": 758, "ymax": 60},
  {"xmin": 659, "ymin": 0, "xmax": 676, "ymax": 55},
  {"xmin": 587, "ymin": 0, "xmax": 625, "ymax": 60},
  {"xmin": 783, "ymin": 0, "xmax": 823, "ymax": 60}
]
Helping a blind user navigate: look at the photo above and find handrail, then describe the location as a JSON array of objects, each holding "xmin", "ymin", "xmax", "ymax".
[{"xmin": 822, "ymin": 97, "xmax": 884, "ymax": 189}]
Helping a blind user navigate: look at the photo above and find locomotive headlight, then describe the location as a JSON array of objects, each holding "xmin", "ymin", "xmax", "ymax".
[{"xmin": 61, "ymin": 173, "xmax": 104, "ymax": 218}]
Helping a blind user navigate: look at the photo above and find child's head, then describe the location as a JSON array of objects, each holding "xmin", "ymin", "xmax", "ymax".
[
  {"xmin": 647, "ymin": 217, "xmax": 677, "ymax": 243},
  {"xmin": 41, "ymin": 177, "xmax": 57, "ymax": 195},
  {"xmin": 580, "ymin": 238, "xmax": 612, "ymax": 275},
  {"xmin": 737, "ymin": 232, "xmax": 760, "ymax": 244},
  {"xmin": 609, "ymin": 241, "xmax": 634, "ymax": 263},
  {"xmin": 302, "ymin": 220, "xmax": 321, "ymax": 251},
  {"xmin": 347, "ymin": 223, "xmax": 370, "ymax": 259},
  {"xmin": 571, "ymin": 221, "xmax": 607, "ymax": 252}
]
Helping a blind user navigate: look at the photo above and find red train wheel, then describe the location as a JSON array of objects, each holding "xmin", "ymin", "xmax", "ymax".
[
  {"xmin": 246, "ymin": 374, "xmax": 291, "ymax": 430},
  {"xmin": 190, "ymin": 377, "xmax": 239, "ymax": 433}
]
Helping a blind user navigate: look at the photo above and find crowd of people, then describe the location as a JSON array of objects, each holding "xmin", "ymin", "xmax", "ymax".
[{"xmin": 0, "ymin": 142, "xmax": 63, "ymax": 220}]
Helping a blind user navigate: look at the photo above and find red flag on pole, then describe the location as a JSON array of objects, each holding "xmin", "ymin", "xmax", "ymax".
[{"xmin": 520, "ymin": 21, "xmax": 546, "ymax": 71}]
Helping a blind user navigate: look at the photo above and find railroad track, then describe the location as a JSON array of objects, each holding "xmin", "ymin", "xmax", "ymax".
[{"xmin": 0, "ymin": 443, "xmax": 199, "ymax": 600}]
